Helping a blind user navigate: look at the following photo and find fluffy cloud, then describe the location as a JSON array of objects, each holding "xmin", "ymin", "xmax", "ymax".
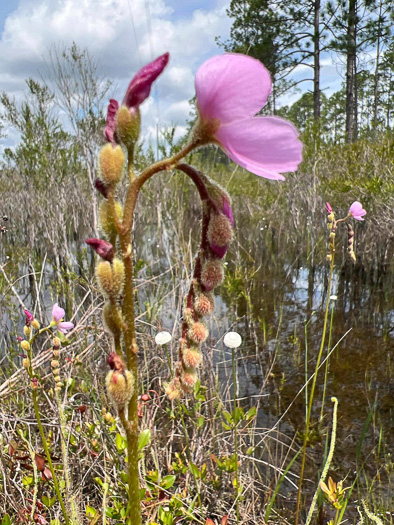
[{"xmin": 0, "ymin": 0, "xmax": 231, "ymax": 150}]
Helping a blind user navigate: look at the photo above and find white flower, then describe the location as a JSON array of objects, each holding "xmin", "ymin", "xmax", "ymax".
[
  {"xmin": 155, "ymin": 331, "xmax": 172, "ymax": 345},
  {"xmin": 223, "ymin": 331, "xmax": 242, "ymax": 349},
  {"xmin": 330, "ymin": 295, "xmax": 338, "ymax": 301}
]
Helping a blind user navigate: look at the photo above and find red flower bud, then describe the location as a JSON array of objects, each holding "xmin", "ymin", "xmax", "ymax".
[
  {"xmin": 86, "ymin": 238, "xmax": 114, "ymax": 262},
  {"xmin": 122, "ymin": 53, "xmax": 169, "ymax": 110}
]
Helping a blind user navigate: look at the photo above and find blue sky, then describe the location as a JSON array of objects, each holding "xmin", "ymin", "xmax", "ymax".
[{"xmin": 0, "ymin": 0, "xmax": 344, "ymax": 153}]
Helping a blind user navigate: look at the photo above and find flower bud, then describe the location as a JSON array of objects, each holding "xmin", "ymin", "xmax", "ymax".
[
  {"xmin": 53, "ymin": 337, "xmax": 61, "ymax": 349},
  {"xmin": 53, "ymin": 350, "xmax": 60, "ymax": 358},
  {"xmin": 23, "ymin": 326, "xmax": 31, "ymax": 337},
  {"xmin": 22, "ymin": 358, "xmax": 30, "ymax": 369},
  {"xmin": 86, "ymin": 238, "xmax": 114, "ymax": 262},
  {"xmin": 103, "ymin": 302, "xmax": 121, "ymax": 337},
  {"xmin": 208, "ymin": 213, "xmax": 233, "ymax": 252},
  {"xmin": 99, "ymin": 200, "xmax": 123, "ymax": 237},
  {"xmin": 188, "ymin": 321, "xmax": 208, "ymax": 344},
  {"xmin": 99, "ymin": 143, "xmax": 125, "ymax": 184},
  {"xmin": 165, "ymin": 378, "xmax": 182, "ymax": 400},
  {"xmin": 96, "ymin": 259, "xmax": 125, "ymax": 298},
  {"xmin": 106, "ymin": 369, "xmax": 134, "ymax": 410},
  {"xmin": 194, "ymin": 292, "xmax": 214, "ymax": 317},
  {"xmin": 52, "ymin": 368, "xmax": 60, "ymax": 376},
  {"xmin": 31, "ymin": 319, "xmax": 40, "ymax": 330},
  {"xmin": 201, "ymin": 259, "xmax": 224, "ymax": 291},
  {"xmin": 182, "ymin": 347, "xmax": 203, "ymax": 368},
  {"xmin": 180, "ymin": 369, "xmax": 197, "ymax": 389},
  {"xmin": 20, "ymin": 340, "xmax": 30, "ymax": 351},
  {"xmin": 54, "ymin": 376, "xmax": 61, "ymax": 383},
  {"xmin": 116, "ymin": 106, "xmax": 141, "ymax": 148},
  {"xmin": 51, "ymin": 360, "xmax": 59, "ymax": 369},
  {"xmin": 107, "ymin": 351, "xmax": 126, "ymax": 371}
]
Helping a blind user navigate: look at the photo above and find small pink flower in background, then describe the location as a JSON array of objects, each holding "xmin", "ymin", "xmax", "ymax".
[
  {"xmin": 104, "ymin": 98, "xmax": 119, "ymax": 144},
  {"xmin": 85, "ymin": 238, "xmax": 114, "ymax": 262},
  {"xmin": 326, "ymin": 202, "xmax": 333, "ymax": 214},
  {"xmin": 52, "ymin": 304, "xmax": 74, "ymax": 334},
  {"xmin": 349, "ymin": 201, "xmax": 366, "ymax": 221},
  {"xmin": 123, "ymin": 53, "xmax": 169, "ymax": 111},
  {"xmin": 195, "ymin": 53, "xmax": 303, "ymax": 180}
]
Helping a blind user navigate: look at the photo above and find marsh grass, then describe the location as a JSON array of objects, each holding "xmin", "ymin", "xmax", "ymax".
[{"xmin": 0, "ymin": 134, "xmax": 393, "ymax": 524}]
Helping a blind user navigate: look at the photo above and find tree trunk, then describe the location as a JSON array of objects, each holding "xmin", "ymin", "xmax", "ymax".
[
  {"xmin": 313, "ymin": 0, "xmax": 321, "ymax": 121},
  {"xmin": 345, "ymin": 0, "xmax": 357, "ymax": 143}
]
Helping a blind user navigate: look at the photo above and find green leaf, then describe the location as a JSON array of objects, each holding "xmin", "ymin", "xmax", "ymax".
[
  {"xmin": 138, "ymin": 429, "xmax": 151, "ymax": 451},
  {"xmin": 115, "ymin": 432, "xmax": 126, "ymax": 452},
  {"xmin": 232, "ymin": 406, "xmax": 244, "ymax": 424},
  {"xmin": 246, "ymin": 406, "xmax": 257, "ymax": 421},
  {"xmin": 85, "ymin": 506, "xmax": 97, "ymax": 517},
  {"xmin": 42, "ymin": 495, "xmax": 57, "ymax": 507},
  {"xmin": 197, "ymin": 416, "xmax": 205, "ymax": 428},
  {"xmin": 189, "ymin": 462, "xmax": 200, "ymax": 479},
  {"xmin": 223, "ymin": 410, "xmax": 232, "ymax": 424},
  {"xmin": 2, "ymin": 515, "xmax": 11, "ymax": 525},
  {"xmin": 161, "ymin": 475, "xmax": 176, "ymax": 490}
]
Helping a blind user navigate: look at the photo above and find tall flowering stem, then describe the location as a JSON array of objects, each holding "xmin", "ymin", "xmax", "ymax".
[{"xmin": 88, "ymin": 52, "xmax": 302, "ymax": 522}]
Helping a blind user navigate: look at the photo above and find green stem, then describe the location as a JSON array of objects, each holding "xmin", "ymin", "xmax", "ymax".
[
  {"xmin": 32, "ymin": 390, "xmax": 70, "ymax": 524},
  {"xmin": 321, "ymin": 304, "xmax": 335, "ymax": 422},
  {"xmin": 180, "ymin": 411, "xmax": 202, "ymax": 509},
  {"xmin": 295, "ymin": 254, "xmax": 335, "ymax": 525},
  {"xmin": 232, "ymin": 347, "xmax": 240, "ymax": 524},
  {"xmin": 305, "ymin": 397, "xmax": 338, "ymax": 525},
  {"xmin": 115, "ymin": 140, "xmax": 201, "ymax": 523}
]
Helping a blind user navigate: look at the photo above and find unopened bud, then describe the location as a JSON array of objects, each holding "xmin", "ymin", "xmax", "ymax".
[
  {"xmin": 54, "ymin": 376, "xmax": 61, "ymax": 383},
  {"xmin": 201, "ymin": 259, "xmax": 224, "ymax": 291},
  {"xmin": 194, "ymin": 292, "xmax": 214, "ymax": 317},
  {"xmin": 53, "ymin": 337, "xmax": 61, "ymax": 349},
  {"xmin": 188, "ymin": 321, "xmax": 208, "ymax": 344},
  {"xmin": 86, "ymin": 238, "xmax": 115, "ymax": 262},
  {"xmin": 20, "ymin": 340, "xmax": 30, "ymax": 351},
  {"xmin": 207, "ymin": 213, "xmax": 233, "ymax": 254},
  {"xmin": 106, "ymin": 369, "xmax": 134, "ymax": 410},
  {"xmin": 22, "ymin": 358, "xmax": 30, "ymax": 369},
  {"xmin": 180, "ymin": 369, "xmax": 197, "ymax": 389},
  {"xmin": 96, "ymin": 259, "xmax": 125, "ymax": 298},
  {"xmin": 103, "ymin": 302, "xmax": 122, "ymax": 338},
  {"xmin": 52, "ymin": 368, "xmax": 60, "ymax": 376},
  {"xmin": 116, "ymin": 106, "xmax": 141, "ymax": 148},
  {"xmin": 31, "ymin": 319, "xmax": 40, "ymax": 330},
  {"xmin": 51, "ymin": 360, "xmax": 59, "ymax": 369},
  {"xmin": 99, "ymin": 200, "xmax": 123, "ymax": 237},
  {"xmin": 23, "ymin": 326, "xmax": 31, "ymax": 337},
  {"xmin": 182, "ymin": 347, "xmax": 203, "ymax": 368},
  {"xmin": 165, "ymin": 378, "xmax": 182, "ymax": 401},
  {"xmin": 99, "ymin": 143, "xmax": 125, "ymax": 184},
  {"xmin": 53, "ymin": 350, "xmax": 60, "ymax": 358}
]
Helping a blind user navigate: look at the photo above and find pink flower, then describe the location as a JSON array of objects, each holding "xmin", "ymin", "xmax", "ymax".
[
  {"xmin": 52, "ymin": 303, "xmax": 74, "ymax": 334},
  {"xmin": 195, "ymin": 53, "xmax": 302, "ymax": 180},
  {"xmin": 326, "ymin": 202, "xmax": 333, "ymax": 214},
  {"xmin": 104, "ymin": 98, "xmax": 119, "ymax": 144},
  {"xmin": 349, "ymin": 201, "xmax": 366, "ymax": 221},
  {"xmin": 85, "ymin": 238, "xmax": 114, "ymax": 262},
  {"xmin": 122, "ymin": 53, "xmax": 169, "ymax": 110}
]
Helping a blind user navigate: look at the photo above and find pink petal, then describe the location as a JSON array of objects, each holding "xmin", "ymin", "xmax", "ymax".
[
  {"xmin": 57, "ymin": 322, "xmax": 74, "ymax": 334},
  {"xmin": 216, "ymin": 116, "xmax": 303, "ymax": 179},
  {"xmin": 195, "ymin": 53, "xmax": 272, "ymax": 124},
  {"xmin": 85, "ymin": 238, "xmax": 114, "ymax": 262},
  {"xmin": 349, "ymin": 201, "xmax": 366, "ymax": 220},
  {"xmin": 122, "ymin": 53, "xmax": 169, "ymax": 109},
  {"xmin": 52, "ymin": 303, "xmax": 65, "ymax": 323},
  {"xmin": 104, "ymin": 98, "xmax": 119, "ymax": 144},
  {"xmin": 24, "ymin": 309, "xmax": 34, "ymax": 322}
]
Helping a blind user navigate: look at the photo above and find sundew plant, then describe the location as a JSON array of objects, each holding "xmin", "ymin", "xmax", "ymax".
[
  {"xmin": 87, "ymin": 52, "xmax": 301, "ymax": 524},
  {"xmin": 12, "ymin": 52, "xmax": 371, "ymax": 525}
]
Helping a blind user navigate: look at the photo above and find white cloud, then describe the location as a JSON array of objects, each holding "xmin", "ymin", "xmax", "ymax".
[{"xmin": 0, "ymin": 0, "xmax": 231, "ymax": 151}]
